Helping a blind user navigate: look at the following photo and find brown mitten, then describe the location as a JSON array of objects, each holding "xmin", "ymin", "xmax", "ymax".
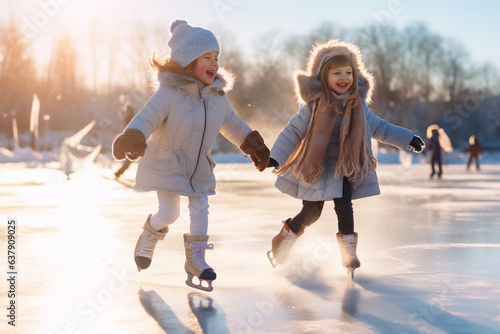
[
  {"xmin": 112, "ymin": 129, "xmax": 147, "ymax": 161},
  {"xmin": 239, "ymin": 130, "xmax": 270, "ymax": 172}
]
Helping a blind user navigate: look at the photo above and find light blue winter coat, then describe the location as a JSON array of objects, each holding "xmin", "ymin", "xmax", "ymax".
[
  {"xmin": 126, "ymin": 70, "xmax": 252, "ymax": 196},
  {"xmin": 271, "ymin": 94, "xmax": 414, "ymax": 201},
  {"xmin": 271, "ymin": 40, "xmax": 416, "ymax": 201}
]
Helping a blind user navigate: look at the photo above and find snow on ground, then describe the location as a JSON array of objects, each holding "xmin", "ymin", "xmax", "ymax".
[{"xmin": 1, "ymin": 159, "xmax": 500, "ymax": 334}]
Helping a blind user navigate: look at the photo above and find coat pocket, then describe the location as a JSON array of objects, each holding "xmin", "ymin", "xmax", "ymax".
[
  {"xmin": 152, "ymin": 148, "xmax": 187, "ymax": 178},
  {"xmin": 206, "ymin": 154, "xmax": 216, "ymax": 170}
]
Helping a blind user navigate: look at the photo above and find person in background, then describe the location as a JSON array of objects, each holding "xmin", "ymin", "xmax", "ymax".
[
  {"xmin": 463, "ymin": 135, "xmax": 483, "ymax": 171},
  {"xmin": 427, "ymin": 128, "xmax": 443, "ymax": 179},
  {"xmin": 426, "ymin": 124, "xmax": 453, "ymax": 179}
]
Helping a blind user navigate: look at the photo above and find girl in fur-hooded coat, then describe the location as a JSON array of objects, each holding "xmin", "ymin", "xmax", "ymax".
[
  {"xmin": 267, "ymin": 40, "xmax": 424, "ymax": 274},
  {"xmin": 112, "ymin": 20, "xmax": 270, "ymax": 291}
]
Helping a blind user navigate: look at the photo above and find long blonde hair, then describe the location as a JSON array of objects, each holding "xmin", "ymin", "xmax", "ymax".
[{"xmin": 149, "ymin": 49, "xmax": 197, "ymax": 75}]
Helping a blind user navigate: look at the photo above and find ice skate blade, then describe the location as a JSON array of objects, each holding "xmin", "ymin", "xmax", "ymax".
[
  {"xmin": 185, "ymin": 273, "xmax": 214, "ymax": 292},
  {"xmin": 347, "ymin": 268, "xmax": 355, "ymax": 279},
  {"xmin": 267, "ymin": 250, "xmax": 277, "ymax": 268}
]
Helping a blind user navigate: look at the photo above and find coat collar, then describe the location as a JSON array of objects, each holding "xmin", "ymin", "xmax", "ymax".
[{"xmin": 158, "ymin": 67, "xmax": 235, "ymax": 97}]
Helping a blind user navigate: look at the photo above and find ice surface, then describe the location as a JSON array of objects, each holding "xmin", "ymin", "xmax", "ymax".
[{"xmin": 1, "ymin": 161, "xmax": 500, "ymax": 334}]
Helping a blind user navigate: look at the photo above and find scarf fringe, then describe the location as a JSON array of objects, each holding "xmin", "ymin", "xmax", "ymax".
[
  {"xmin": 335, "ymin": 155, "xmax": 377, "ymax": 182},
  {"xmin": 295, "ymin": 164, "xmax": 323, "ymax": 184}
]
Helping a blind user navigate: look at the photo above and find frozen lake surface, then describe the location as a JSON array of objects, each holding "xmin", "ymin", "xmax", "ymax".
[{"xmin": 1, "ymin": 162, "xmax": 500, "ymax": 334}]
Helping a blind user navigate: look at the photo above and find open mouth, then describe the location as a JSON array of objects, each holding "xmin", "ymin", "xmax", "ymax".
[
  {"xmin": 206, "ymin": 70, "xmax": 216, "ymax": 78},
  {"xmin": 337, "ymin": 83, "xmax": 348, "ymax": 88}
]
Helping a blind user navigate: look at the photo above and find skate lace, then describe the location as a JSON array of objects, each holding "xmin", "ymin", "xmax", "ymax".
[
  {"xmin": 189, "ymin": 242, "xmax": 214, "ymax": 270},
  {"xmin": 137, "ymin": 231, "xmax": 165, "ymax": 257}
]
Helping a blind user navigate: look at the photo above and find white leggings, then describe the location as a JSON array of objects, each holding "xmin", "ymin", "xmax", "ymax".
[{"xmin": 149, "ymin": 191, "xmax": 209, "ymax": 237}]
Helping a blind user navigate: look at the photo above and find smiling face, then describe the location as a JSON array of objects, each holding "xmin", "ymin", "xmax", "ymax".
[
  {"xmin": 193, "ymin": 50, "xmax": 219, "ymax": 85},
  {"xmin": 328, "ymin": 65, "xmax": 354, "ymax": 95}
]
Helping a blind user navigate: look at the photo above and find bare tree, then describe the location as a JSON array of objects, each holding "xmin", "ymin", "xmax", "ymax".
[
  {"xmin": 89, "ymin": 12, "xmax": 101, "ymax": 95},
  {"xmin": 127, "ymin": 20, "xmax": 152, "ymax": 88},
  {"xmin": 245, "ymin": 31, "xmax": 296, "ymax": 140},
  {"xmin": 284, "ymin": 21, "xmax": 347, "ymax": 75},
  {"xmin": 107, "ymin": 27, "xmax": 121, "ymax": 97},
  {"xmin": 44, "ymin": 33, "xmax": 86, "ymax": 130},
  {"xmin": 440, "ymin": 39, "xmax": 470, "ymax": 102},
  {"xmin": 210, "ymin": 27, "xmax": 250, "ymax": 118},
  {"xmin": 357, "ymin": 24, "xmax": 403, "ymax": 122},
  {"xmin": 473, "ymin": 62, "xmax": 500, "ymax": 97},
  {"xmin": 0, "ymin": 21, "xmax": 36, "ymax": 135}
]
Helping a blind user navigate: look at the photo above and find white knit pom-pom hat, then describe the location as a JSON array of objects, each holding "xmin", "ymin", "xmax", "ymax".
[{"xmin": 167, "ymin": 20, "xmax": 221, "ymax": 68}]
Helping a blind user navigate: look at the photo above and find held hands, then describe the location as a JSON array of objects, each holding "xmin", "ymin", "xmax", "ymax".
[
  {"xmin": 408, "ymin": 135, "xmax": 425, "ymax": 153},
  {"xmin": 112, "ymin": 129, "xmax": 147, "ymax": 161},
  {"xmin": 267, "ymin": 158, "xmax": 279, "ymax": 168},
  {"xmin": 239, "ymin": 130, "xmax": 271, "ymax": 171}
]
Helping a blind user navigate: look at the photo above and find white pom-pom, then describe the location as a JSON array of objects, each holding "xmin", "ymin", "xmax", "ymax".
[{"xmin": 170, "ymin": 20, "xmax": 188, "ymax": 33}]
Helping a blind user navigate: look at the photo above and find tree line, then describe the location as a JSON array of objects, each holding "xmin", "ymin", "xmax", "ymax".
[{"xmin": 1, "ymin": 19, "xmax": 499, "ymax": 151}]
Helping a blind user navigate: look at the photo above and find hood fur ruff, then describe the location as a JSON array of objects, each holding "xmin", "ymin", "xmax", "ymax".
[
  {"xmin": 156, "ymin": 67, "xmax": 236, "ymax": 93},
  {"xmin": 294, "ymin": 40, "xmax": 374, "ymax": 104}
]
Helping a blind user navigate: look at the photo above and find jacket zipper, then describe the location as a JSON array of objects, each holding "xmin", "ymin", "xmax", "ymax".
[{"xmin": 189, "ymin": 90, "xmax": 207, "ymax": 192}]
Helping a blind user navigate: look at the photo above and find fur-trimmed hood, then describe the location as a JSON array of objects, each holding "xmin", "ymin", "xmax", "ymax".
[
  {"xmin": 157, "ymin": 67, "xmax": 236, "ymax": 95},
  {"xmin": 294, "ymin": 40, "xmax": 374, "ymax": 104}
]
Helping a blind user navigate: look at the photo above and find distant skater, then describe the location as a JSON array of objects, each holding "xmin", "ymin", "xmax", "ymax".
[
  {"xmin": 428, "ymin": 128, "xmax": 442, "ymax": 178},
  {"xmin": 426, "ymin": 125, "xmax": 452, "ymax": 179},
  {"xmin": 463, "ymin": 135, "xmax": 483, "ymax": 171}
]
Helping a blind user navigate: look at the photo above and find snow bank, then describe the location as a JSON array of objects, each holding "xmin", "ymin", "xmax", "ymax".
[{"xmin": 0, "ymin": 147, "xmax": 58, "ymax": 163}]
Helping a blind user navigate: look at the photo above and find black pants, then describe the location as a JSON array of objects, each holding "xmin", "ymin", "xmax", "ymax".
[
  {"xmin": 288, "ymin": 177, "xmax": 354, "ymax": 235},
  {"xmin": 430, "ymin": 154, "xmax": 442, "ymax": 178},
  {"xmin": 466, "ymin": 155, "xmax": 480, "ymax": 171}
]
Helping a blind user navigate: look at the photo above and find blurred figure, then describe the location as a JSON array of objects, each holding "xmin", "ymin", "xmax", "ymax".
[
  {"xmin": 426, "ymin": 125, "xmax": 452, "ymax": 179},
  {"xmin": 114, "ymin": 104, "xmax": 136, "ymax": 179},
  {"xmin": 427, "ymin": 128, "xmax": 442, "ymax": 178},
  {"xmin": 463, "ymin": 135, "xmax": 483, "ymax": 171}
]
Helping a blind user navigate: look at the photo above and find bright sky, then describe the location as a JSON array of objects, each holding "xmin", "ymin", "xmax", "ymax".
[{"xmin": 2, "ymin": 0, "xmax": 500, "ymax": 81}]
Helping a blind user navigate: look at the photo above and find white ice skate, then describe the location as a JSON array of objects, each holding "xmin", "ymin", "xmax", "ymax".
[
  {"xmin": 337, "ymin": 233, "xmax": 360, "ymax": 279},
  {"xmin": 134, "ymin": 214, "xmax": 168, "ymax": 272},
  {"xmin": 267, "ymin": 219, "xmax": 301, "ymax": 268},
  {"xmin": 184, "ymin": 233, "xmax": 216, "ymax": 292}
]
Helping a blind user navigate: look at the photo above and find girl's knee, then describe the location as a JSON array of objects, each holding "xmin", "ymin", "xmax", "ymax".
[
  {"xmin": 154, "ymin": 207, "xmax": 180, "ymax": 225},
  {"xmin": 302, "ymin": 201, "xmax": 324, "ymax": 222}
]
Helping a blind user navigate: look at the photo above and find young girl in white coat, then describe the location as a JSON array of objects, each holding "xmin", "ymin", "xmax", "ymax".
[
  {"xmin": 112, "ymin": 20, "xmax": 270, "ymax": 291},
  {"xmin": 267, "ymin": 40, "xmax": 424, "ymax": 278}
]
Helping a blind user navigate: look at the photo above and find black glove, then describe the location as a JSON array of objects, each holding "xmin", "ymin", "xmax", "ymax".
[
  {"xmin": 267, "ymin": 158, "xmax": 279, "ymax": 168},
  {"xmin": 112, "ymin": 129, "xmax": 147, "ymax": 161},
  {"xmin": 408, "ymin": 135, "xmax": 425, "ymax": 153}
]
